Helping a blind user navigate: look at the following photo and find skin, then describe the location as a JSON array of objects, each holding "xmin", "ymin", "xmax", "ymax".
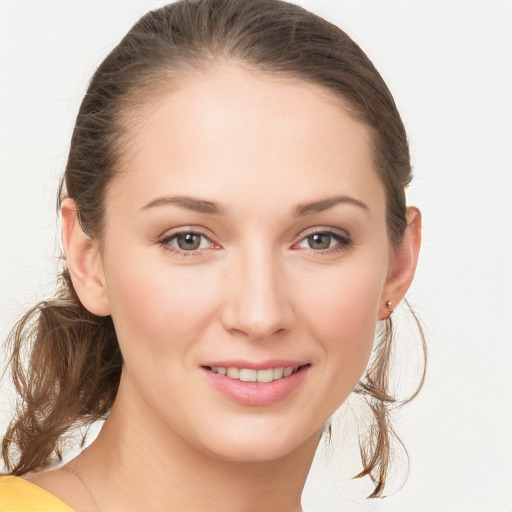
[{"xmin": 26, "ymin": 65, "xmax": 421, "ymax": 512}]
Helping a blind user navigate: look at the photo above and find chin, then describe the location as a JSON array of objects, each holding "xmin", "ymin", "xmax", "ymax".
[{"xmin": 193, "ymin": 417, "xmax": 323, "ymax": 464}]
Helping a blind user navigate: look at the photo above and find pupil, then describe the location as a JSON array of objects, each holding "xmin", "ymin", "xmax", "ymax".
[
  {"xmin": 178, "ymin": 233, "xmax": 200, "ymax": 250},
  {"xmin": 309, "ymin": 233, "xmax": 330, "ymax": 250}
]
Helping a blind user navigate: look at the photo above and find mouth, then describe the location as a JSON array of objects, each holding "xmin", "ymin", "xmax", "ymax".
[
  {"xmin": 205, "ymin": 365, "xmax": 308, "ymax": 383},
  {"xmin": 202, "ymin": 363, "xmax": 310, "ymax": 406}
]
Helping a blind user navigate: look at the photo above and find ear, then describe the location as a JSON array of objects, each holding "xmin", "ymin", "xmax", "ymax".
[
  {"xmin": 378, "ymin": 207, "xmax": 421, "ymax": 320},
  {"xmin": 61, "ymin": 198, "xmax": 111, "ymax": 316}
]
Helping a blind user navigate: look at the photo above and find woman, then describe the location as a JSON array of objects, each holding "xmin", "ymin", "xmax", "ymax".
[{"xmin": 0, "ymin": 0, "xmax": 424, "ymax": 510}]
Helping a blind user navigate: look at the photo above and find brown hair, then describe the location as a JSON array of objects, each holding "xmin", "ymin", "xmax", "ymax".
[{"xmin": 1, "ymin": 0, "xmax": 426, "ymax": 498}]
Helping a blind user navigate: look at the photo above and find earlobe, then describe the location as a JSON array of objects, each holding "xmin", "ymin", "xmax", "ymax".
[
  {"xmin": 61, "ymin": 198, "xmax": 111, "ymax": 316},
  {"xmin": 379, "ymin": 207, "xmax": 421, "ymax": 320}
]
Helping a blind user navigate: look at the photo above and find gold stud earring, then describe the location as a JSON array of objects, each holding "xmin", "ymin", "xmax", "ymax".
[{"xmin": 385, "ymin": 300, "xmax": 392, "ymax": 310}]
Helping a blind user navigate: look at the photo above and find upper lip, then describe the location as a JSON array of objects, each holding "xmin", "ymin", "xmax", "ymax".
[{"xmin": 201, "ymin": 359, "xmax": 309, "ymax": 370}]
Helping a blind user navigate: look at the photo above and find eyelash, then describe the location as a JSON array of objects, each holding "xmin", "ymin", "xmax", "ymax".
[
  {"xmin": 294, "ymin": 228, "xmax": 352, "ymax": 254},
  {"xmin": 158, "ymin": 229, "xmax": 216, "ymax": 257},
  {"xmin": 158, "ymin": 228, "xmax": 352, "ymax": 257}
]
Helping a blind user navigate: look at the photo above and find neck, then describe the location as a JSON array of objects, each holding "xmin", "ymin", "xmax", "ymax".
[{"xmin": 67, "ymin": 371, "xmax": 320, "ymax": 512}]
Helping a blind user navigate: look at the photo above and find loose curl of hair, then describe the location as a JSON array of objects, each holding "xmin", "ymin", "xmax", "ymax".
[{"xmin": 1, "ymin": 0, "xmax": 426, "ymax": 498}]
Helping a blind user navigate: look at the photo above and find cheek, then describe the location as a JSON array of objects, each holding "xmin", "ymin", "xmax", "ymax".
[
  {"xmin": 297, "ymin": 261, "xmax": 385, "ymax": 393},
  {"xmin": 300, "ymin": 259, "xmax": 383, "ymax": 336},
  {"xmin": 103, "ymin": 251, "xmax": 221, "ymax": 359}
]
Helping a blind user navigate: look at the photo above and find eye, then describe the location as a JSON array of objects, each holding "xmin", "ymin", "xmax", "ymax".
[
  {"xmin": 304, "ymin": 233, "xmax": 335, "ymax": 250},
  {"xmin": 174, "ymin": 232, "xmax": 208, "ymax": 251},
  {"xmin": 295, "ymin": 229, "xmax": 351, "ymax": 253},
  {"xmin": 159, "ymin": 230, "xmax": 215, "ymax": 255}
]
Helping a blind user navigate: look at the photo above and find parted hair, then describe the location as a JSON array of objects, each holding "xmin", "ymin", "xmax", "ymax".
[{"xmin": 1, "ymin": 0, "xmax": 426, "ymax": 498}]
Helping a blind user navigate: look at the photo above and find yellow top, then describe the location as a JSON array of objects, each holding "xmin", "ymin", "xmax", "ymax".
[{"xmin": 0, "ymin": 476, "xmax": 75, "ymax": 512}]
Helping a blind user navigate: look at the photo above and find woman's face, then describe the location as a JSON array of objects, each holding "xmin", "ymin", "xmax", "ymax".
[{"xmin": 95, "ymin": 66, "xmax": 394, "ymax": 461}]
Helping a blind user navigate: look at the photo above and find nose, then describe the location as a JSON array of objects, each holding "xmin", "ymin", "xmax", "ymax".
[{"xmin": 221, "ymin": 245, "xmax": 295, "ymax": 341}]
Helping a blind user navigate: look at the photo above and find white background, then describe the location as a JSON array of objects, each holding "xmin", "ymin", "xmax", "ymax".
[{"xmin": 0, "ymin": 1, "xmax": 511, "ymax": 511}]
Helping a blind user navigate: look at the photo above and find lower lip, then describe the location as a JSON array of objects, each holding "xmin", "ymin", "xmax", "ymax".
[{"xmin": 202, "ymin": 366, "xmax": 310, "ymax": 406}]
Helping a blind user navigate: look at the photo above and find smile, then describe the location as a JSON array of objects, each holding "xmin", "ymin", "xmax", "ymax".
[
  {"xmin": 208, "ymin": 366, "xmax": 301, "ymax": 382},
  {"xmin": 203, "ymin": 363, "xmax": 310, "ymax": 406}
]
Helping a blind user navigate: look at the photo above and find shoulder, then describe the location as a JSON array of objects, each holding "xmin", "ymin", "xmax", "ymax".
[{"xmin": 0, "ymin": 475, "xmax": 76, "ymax": 512}]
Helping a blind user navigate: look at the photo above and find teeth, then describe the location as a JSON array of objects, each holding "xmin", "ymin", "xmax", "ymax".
[
  {"xmin": 210, "ymin": 366, "xmax": 300, "ymax": 382},
  {"xmin": 239, "ymin": 369, "xmax": 257, "ymax": 382},
  {"xmin": 273, "ymin": 367, "xmax": 284, "ymax": 379},
  {"xmin": 227, "ymin": 367, "xmax": 240, "ymax": 379},
  {"xmin": 256, "ymin": 368, "xmax": 274, "ymax": 383}
]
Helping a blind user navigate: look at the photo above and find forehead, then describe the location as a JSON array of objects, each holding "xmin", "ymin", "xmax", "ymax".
[{"xmin": 108, "ymin": 65, "xmax": 385, "ymax": 218}]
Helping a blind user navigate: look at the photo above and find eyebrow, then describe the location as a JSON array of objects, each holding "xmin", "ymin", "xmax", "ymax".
[
  {"xmin": 293, "ymin": 195, "xmax": 370, "ymax": 216},
  {"xmin": 140, "ymin": 195, "xmax": 227, "ymax": 215},
  {"xmin": 140, "ymin": 194, "xmax": 369, "ymax": 217}
]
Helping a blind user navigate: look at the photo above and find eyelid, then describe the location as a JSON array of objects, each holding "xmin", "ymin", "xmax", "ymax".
[
  {"xmin": 297, "ymin": 226, "xmax": 350, "ymax": 239},
  {"xmin": 156, "ymin": 225, "xmax": 219, "ymax": 242}
]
